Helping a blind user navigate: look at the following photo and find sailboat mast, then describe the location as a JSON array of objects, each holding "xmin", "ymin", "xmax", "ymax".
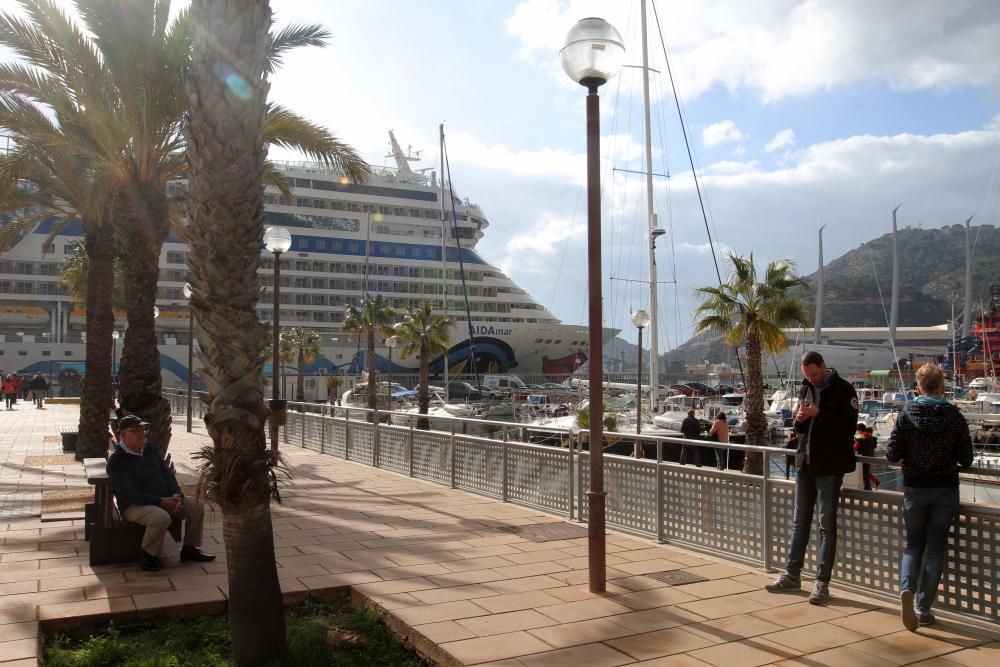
[
  {"xmin": 889, "ymin": 205, "xmax": 900, "ymax": 349},
  {"xmin": 439, "ymin": 124, "xmax": 449, "ymax": 388},
  {"xmin": 962, "ymin": 215, "xmax": 974, "ymax": 336},
  {"xmin": 640, "ymin": 0, "xmax": 660, "ymax": 413},
  {"xmin": 813, "ymin": 224, "xmax": 826, "ymax": 344}
]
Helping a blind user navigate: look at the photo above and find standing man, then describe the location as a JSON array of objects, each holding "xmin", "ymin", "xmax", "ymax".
[
  {"xmin": 106, "ymin": 415, "xmax": 215, "ymax": 571},
  {"xmin": 28, "ymin": 373, "xmax": 48, "ymax": 409},
  {"xmin": 679, "ymin": 409, "xmax": 703, "ymax": 467},
  {"xmin": 766, "ymin": 351, "xmax": 858, "ymax": 605}
]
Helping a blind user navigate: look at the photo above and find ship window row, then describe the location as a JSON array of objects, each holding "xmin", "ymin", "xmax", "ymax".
[
  {"xmin": 255, "ymin": 259, "xmax": 484, "ymax": 282},
  {"xmin": 249, "ymin": 309, "xmax": 536, "ymax": 326},
  {"xmin": 0, "ymin": 261, "xmax": 62, "ymax": 276},
  {"xmin": 266, "ymin": 192, "xmax": 462, "ymax": 223},
  {"xmin": 0, "ymin": 280, "xmax": 64, "ymax": 295},
  {"xmin": 288, "ymin": 177, "xmax": 440, "ymax": 203}
]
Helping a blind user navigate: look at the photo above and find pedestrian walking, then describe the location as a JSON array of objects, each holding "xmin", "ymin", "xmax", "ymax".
[
  {"xmin": 679, "ymin": 409, "xmax": 703, "ymax": 467},
  {"xmin": 709, "ymin": 411, "xmax": 730, "ymax": 470},
  {"xmin": 886, "ymin": 363, "xmax": 973, "ymax": 631},
  {"xmin": 9, "ymin": 373, "xmax": 19, "ymax": 406},
  {"xmin": 765, "ymin": 351, "xmax": 858, "ymax": 605},
  {"xmin": 2, "ymin": 374, "xmax": 18, "ymax": 410},
  {"xmin": 28, "ymin": 373, "xmax": 48, "ymax": 409}
]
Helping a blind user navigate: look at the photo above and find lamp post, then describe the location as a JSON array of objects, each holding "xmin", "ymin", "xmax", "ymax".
[
  {"xmin": 183, "ymin": 283, "xmax": 194, "ymax": 433},
  {"xmin": 264, "ymin": 226, "xmax": 292, "ymax": 451},
  {"xmin": 632, "ymin": 310, "xmax": 650, "ymax": 444},
  {"xmin": 560, "ymin": 16, "xmax": 624, "ymax": 594},
  {"xmin": 111, "ymin": 330, "xmax": 120, "ymax": 399},
  {"xmin": 385, "ymin": 335, "xmax": 399, "ymax": 411}
]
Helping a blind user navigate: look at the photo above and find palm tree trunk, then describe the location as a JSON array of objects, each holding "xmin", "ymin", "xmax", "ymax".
[
  {"xmin": 295, "ymin": 348, "xmax": 305, "ymax": 402},
  {"xmin": 742, "ymin": 329, "xmax": 767, "ymax": 475},
  {"xmin": 185, "ymin": 1, "xmax": 286, "ymax": 664},
  {"xmin": 366, "ymin": 329, "xmax": 377, "ymax": 416},
  {"xmin": 418, "ymin": 344, "xmax": 430, "ymax": 430},
  {"xmin": 114, "ymin": 184, "xmax": 172, "ymax": 456},
  {"xmin": 77, "ymin": 223, "xmax": 115, "ymax": 459}
]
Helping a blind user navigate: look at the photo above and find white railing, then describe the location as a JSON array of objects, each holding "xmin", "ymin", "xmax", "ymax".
[{"xmin": 163, "ymin": 389, "xmax": 1000, "ymax": 624}]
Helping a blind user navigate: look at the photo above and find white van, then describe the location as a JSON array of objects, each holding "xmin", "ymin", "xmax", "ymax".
[{"xmin": 482, "ymin": 374, "xmax": 527, "ymax": 391}]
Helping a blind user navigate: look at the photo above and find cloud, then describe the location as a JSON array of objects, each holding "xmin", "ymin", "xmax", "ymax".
[
  {"xmin": 765, "ymin": 129, "xmax": 796, "ymax": 152},
  {"xmin": 702, "ymin": 121, "xmax": 745, "ymax": 148},
  {"xmin": 506, "ymin": 0, "xmax": 1000, "ymax": 101},
  {"xmin": 987, "ymin": 113, "xmax": 1000, "ymax": 131}
]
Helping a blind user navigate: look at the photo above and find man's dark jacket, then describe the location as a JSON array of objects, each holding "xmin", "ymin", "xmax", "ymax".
[
  {"xmin": 106, "ymin": 443, "xmax": 181, "ymax": 512},
  {"xmin": 793, "ymin": 369, "xmax": 858, "ymax": 475},
  {"xmin": 681, "ymin": 415, "xmax": 702, "ymax": 439}
]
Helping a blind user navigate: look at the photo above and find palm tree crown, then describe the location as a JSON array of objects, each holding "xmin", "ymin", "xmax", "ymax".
[
  {"xmin": 694, "ymin": 253, "xmax": 808, "ymax": 469},
  {"xmin": 394, "ymin": 302, "xmax": 452, "ymax": 429},
  {"xmin": 343, "ymin": 295, "xmax": 397, "ymax": 412},
  {"xmin": 279, "ymin": 327, "xmax": 322, "ymax": 402}
]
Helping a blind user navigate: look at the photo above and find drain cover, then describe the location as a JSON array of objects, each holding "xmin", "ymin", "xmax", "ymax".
[
  {"xmin": 495, "ymin": 522, "xmax": 589, "ymax": 542},
  {"xmin": 646, "ymin": 570, "xmax": 709, "ymax": 586}
]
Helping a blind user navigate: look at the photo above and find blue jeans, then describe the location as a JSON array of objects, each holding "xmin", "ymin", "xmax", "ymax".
[
  {"xmin": 785, "ymin": 466, "xmax": 843, "ymax": 582},
  {"xmin": 900, "ymin": 486, "xmax": 959, "ymax": 614}
]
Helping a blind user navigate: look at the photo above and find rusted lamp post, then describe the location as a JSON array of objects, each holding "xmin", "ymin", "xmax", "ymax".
[
  {"xmin": 264, "ymin": 226, "xmax": 292, "ymax": 450},
  {"xmin": 632, "ymin": 309, "xmax": 650, "ymax": 441},
  {"xmin": 560, "ymin": 16, "xmax": 624, "ymax": 594}
]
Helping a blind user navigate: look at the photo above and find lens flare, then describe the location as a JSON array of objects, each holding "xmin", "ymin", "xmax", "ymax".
[{"xmin": 212, "ymin": 62, "xmax": 251, "ymax": 100}]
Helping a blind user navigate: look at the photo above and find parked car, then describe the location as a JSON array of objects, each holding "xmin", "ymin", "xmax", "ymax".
[
  {"xmin": 445, "ymin": 381, "xmax": 481, "ymax": 400},
  {"xmin": 669, "ymin": 384, "xmax": 695, "ymax": 396},
  {"xmin": 685, "ymin": 382, "xmax": 714, "ymax": 396},
  {"xmin": 542, "ymin": 382, "xmax": 567, "ymax": 389},
  {"xmin": 475, "ymin": 384, "xmax": 500, "ymax": 399}
]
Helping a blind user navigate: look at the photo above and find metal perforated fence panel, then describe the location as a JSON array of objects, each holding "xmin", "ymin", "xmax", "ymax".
[
  {"xmin": 454, "ymin": 437, "xmax": 503, "ymax": 499},
  {"xmin": 506, "ymin": 442, "xmax": 571, "ymax": 515},
  {"xmin": 379, "ymin": 425, "xmax": 409, "ymax": 475},
  {"xmin": 411, "ymin": 431, "xmax": 451, "ymax": 485},
  {"xmin": 578, "ymin": 453, "xmax": 658, "ymax": 536},
  {"xmin": 350, "ymin": 422, "xmax": 374, "ymax": 465},
  {"xmin": 302, "ymin": 414, "xmax": 324, "ymax": 452}
]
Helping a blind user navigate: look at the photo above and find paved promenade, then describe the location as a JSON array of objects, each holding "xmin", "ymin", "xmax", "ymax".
[{"xmin": 0, "ymin": 404, "xmax": 997, "ymax": 666}]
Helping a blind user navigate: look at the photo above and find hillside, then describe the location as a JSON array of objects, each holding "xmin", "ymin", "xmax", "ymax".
[{"xmin": 661, "ymin": 223, "xmax": 1000, "ymax": 367}]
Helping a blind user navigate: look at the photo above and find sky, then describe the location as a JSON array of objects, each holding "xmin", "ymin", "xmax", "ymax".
[{"xmin": 2, "ymin": 0, "xmax": 1000, "ymax": 352}]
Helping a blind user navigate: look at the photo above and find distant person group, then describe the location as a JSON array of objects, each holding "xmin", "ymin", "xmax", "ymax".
[
  {"xmin": 764, "ymin": 352, "xmax": 972, "ymax": 632},
  {"xmin": 1, "ymin": 371, "xmax": 48, "ymax": 409}
]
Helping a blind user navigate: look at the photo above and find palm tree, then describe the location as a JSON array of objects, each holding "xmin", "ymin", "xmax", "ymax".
[
  {"xmin": 343, "ymin": 295, "xmax": 397, "ymax": 413},
  {"xmin": 694, "ymin": 253, "xmax": 808, "ymax": 474},
  {"xmin": 393, "ymin": 303, "xmax": 452, "ymax": 430},
  {"xmin": 279, "ymin": 327, "xmax": 321, "ymax": 402},
  {"xmin": 0, "ymin": 0, "xmax": 370, "ymax": 457},
  {"xmin": 183, "ymin": 0, "xmax": 286, "ymax": 662},
  {"xmin": 60, "ymin": 240, "xmax": 126, "ymax": 312}
]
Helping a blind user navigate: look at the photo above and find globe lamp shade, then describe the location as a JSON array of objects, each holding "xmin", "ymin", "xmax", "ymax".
[{"xmin": 560, "ymin": 17, "xmax": 625, "ymax": 86}]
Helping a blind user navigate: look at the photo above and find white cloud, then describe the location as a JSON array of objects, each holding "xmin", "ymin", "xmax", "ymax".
[
  {"xmin": 987, "ymin": 113, "xmax": 1000, "ymax": 130},
  {"xmin": 506, "ymin": 0, "xmax": 1000, "ymax": 101},
  {"xmin": 702, "ymin": 121, "xmax": 745, "ymax": 148},
  {"xmin": 765, "ymin": 129, "xmax": 796, "ymax": 152}
]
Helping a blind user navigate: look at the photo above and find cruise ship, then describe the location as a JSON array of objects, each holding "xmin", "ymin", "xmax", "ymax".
[{"xmin": 0, "ymin": 132, "xmax": 617, "ymax": 386}]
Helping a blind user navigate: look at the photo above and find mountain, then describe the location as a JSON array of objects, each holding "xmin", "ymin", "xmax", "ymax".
[{"xmin": 662, "ymin": 223, "xmax": 1000, "ymax": 367}]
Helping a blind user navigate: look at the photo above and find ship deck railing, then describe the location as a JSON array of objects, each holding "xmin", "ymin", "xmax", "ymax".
[{"xmin": 164, "ymin": 389, "xmax": 1000, "ymax": 627}]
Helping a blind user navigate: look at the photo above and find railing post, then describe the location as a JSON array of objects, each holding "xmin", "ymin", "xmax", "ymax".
[
  {"xmin": 450, "ymin": 422, "xmax": 457, "ymax": 488},
  {"xmin": 373, "ymin": 407, "xmax": 380, "ymax": 468},
  {"xmin": 301, "ymin": 404, "xmax": 306, "ymax": 449},
  {"xmin": 656, "ymin": 440, "xmax": 664, "ymax": 542},
  {"xmin": 320, "ymin": 414, "xmax": 326, "ymax": 454},
  {"xmin": 502, "ymin": 428, "xmax": 508, "ymax": 503},
  {"xmin": 577, "ymin": 432, "xmax": 586, "ymax": 523},
  {"xmin": 761, "ymin": 446, "xmax": 772, "ymax": 570},
  {"xmin": 567, "ymin": 429, "xmax": 575, "ymax": 521},
  {"xmin": 408, "ymin": 422, "xmax": 415, "ymax": 477},
  {"xmin": 345, "ymin": 408, "xmax": 351, "ymax": 461}
]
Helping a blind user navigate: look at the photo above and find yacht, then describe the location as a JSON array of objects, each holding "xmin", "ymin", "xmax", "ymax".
[{"xmin": 0, "ymin": 131, "xmax": 618, "ymax": 386}]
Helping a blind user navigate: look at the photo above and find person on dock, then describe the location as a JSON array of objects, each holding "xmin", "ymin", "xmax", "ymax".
[
  {"xmin": 2, "ymin": 374, "xmax": 17, "ymax": 410},
  {"xmin": 28, "ymin": 373, "xmax": 48, "ymax": 409},
  {"xmin": 766, "ymin": 351, "xmax": 858, "ymax": 606},
  {"xmin": 855, "ymin": 425, "xmax": 880, "ymax": 490},
  {"xmin": 709, "ymin": 411, "xmax": 730, "ymax": 470},
  {"xmin": 886, "ymin": 363, "xmax": 973, "ymax": 631},
  {"xmin": 106, "ymin": 415, "xmax": 215, "ymax": 572},
  {"xmin": 680, "ymin": 409, "xmax": 703, "ymax": 466}
]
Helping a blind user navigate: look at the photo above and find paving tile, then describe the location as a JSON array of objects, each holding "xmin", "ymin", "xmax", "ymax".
[
  {"xmin": 475, "ymin": 591, "xmax": 565, "ymax": 614},
  {"xmin": 413, "ymin": 619, "xmax": 478, "ymax": 644},
  {"xmin": 774, "ymin": 645, "xmax": 902, "ymax": 667},
  {"xmin": 676, "ymin": 593, "xmax": 772, "ymax": 620},
  {"xmin": 441, "ymin": 630, "xmax": 553, "ymax": 665},
  {"xmin": 0, "ymin": 638, "xmax": 37, "ymax": 662},
  {"xmin": 457, "ymin": 609, "xmax": 555, "ymax": 637},
  {"xmin": 828, "ymin": 608, "xmax": 911, "ymax": 637},
  {"xmin": 684, "ymin": 614, "xmax": 787, "ymax": 643},
  {"xmin": 916, "ymin": 623, "xmax": 993, "ymax": 649},
  {"xmin": 612, "ymin": 585, "xmax": 699, "ymax": 610},
  {"xmin": 677, "ymin": 578, "xmax": 757, "ymax": 599},
  {"xmin": 0, "ymin": 622, "xmax": 36, "ymax": 643},
  {"xmin": 299, "ymin": 571, "xmax": 381, "ymax": 590},
  {"xmin": 630, "ymin": 655, "xmax": 714, "ymax": 666},
  {"xmin": 525, "ymin": 617, "xmax": 633, "ymax": 648},
  {"xmin": 408, "ymin": 583, "xmax": 498, "ymax": 605},
  {"xmin": 605, "ymin": 626, "xmax": 719, "ymax": 661},
  {"xmin": 682, "ymin": 563, "xmax": 752, "ymax": 579},
  {"xmin": 482, "ymin": 575, "xmax": 566, "ymax": 595},
  {"xmin": 688, "ymin": 637, "xmax": 802, "ymax": 667},
  {"xmin": 132, "ymin": 586, "xmax": 226, "ymax": 618},
  {"xmin": 749, "ymin": 600, "xmax": 844, "ymax": 628},
  {"xmin": 536, "ymin": 597, "xmax": 634, "ymax": 624},
  {"xmin": 849, "ymin": 630, "xmax": 965, "ymax": 665},
  {"xmin": 932, "ymin": 641, "xmax": 1000, "ymax": 667},
  {"xmin": 609, "ymin": 606, "xmax": 707, "ymax": 634},
  {"xmin": 517, "ymin": 642, "xmax": 636, "ymax": 667},
  {"xmin": 393, "ymin": 600, "xmax": 490, "ymax": 626},
  {"xmin": 763, "ymin": 619, "xmax": 871, "ymax": 653}
]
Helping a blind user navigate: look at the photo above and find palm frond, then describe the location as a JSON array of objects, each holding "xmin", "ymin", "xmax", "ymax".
[
  {"xmin": 266, "ymin": 22, "xmax": 330, "ymax": 73},
  {"xmin": 264, "ymin": 104, "xmax": 371, "ymax": 182}
]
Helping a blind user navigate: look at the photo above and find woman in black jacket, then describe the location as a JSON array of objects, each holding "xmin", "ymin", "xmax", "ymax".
[{"xmin": 886, "ymin": 364, "xmax": 973, "ymax": 631}]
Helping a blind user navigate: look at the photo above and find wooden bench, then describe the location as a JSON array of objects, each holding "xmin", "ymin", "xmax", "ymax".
[{"xmin": 83, "ymin": 457, "xmax": 183, "ymax": 566}]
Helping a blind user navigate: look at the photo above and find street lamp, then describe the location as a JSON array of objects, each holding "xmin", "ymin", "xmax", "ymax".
[
  {"xmin": 264, "ymin": 225, "xmax": 292, "ymax": 451},
  {"xmin": 111, "ymin": 330, "xmax": 120, "ymax": 397},
  {"xmin": 632, "ymin": 310, "xmax": 650, "ymax": 444},
  {"xmin": 385, "ymin": 335, "xmax": 399, "ymax": 411},
  {"xmin": 183, "ymin": 283, "xmax": 194, "ymax": 433},
  {"xmin": 561, "ymin": 16, "xmax": 624, "ymax": 594}
]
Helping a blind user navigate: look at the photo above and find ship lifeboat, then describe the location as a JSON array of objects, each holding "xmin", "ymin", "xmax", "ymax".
[{"xmin": 0, "ymin": 305, "xmax": 49, "ymax": 325}]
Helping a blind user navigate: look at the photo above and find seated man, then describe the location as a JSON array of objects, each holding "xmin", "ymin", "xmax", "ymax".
[{"xmin": 106, "ymin": 415, "xmax": 215, "ymax": 571}]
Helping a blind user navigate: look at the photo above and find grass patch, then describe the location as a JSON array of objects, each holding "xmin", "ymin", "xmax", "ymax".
[{"xmin": 44, "ymin": 594, "xmax": 426, "ymax": 666}]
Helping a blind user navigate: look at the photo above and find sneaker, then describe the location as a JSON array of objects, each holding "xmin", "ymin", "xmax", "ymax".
[
  {"xmin": 765, "ymin": 572, "xmax": 801, "ymax": 592},
  {"xmin": 900, "ymin": 590, "xmax": 918, "ymax": 631},
  {"xmin": 808, "ymin": 580, "xmax": 831, "ymax": 605},
  {"xmin": 917, "ymin": 611, "xmax": 935, "ymax": 626}
]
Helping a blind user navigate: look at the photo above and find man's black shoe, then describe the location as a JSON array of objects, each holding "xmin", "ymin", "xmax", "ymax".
[
  {"xmin": 180, "ymin": 546, "xmax": 216, "ymax": 562},
  {"xmin": 138, "ymin": 550, "xmax": 161, "ymax": 572}
]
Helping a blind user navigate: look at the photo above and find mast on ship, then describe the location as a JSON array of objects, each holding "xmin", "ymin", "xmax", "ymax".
[
  {"xmin": 962, "ymin": 215, "xmax": 974, "ymax": 336},
  {"xmin": 640, "ymin": 0, "xmax": 660, "ymax": 414},
  {"xmin": 439, "ymin": 125, "xmax": 449, "ymax": 391},
  {"xmin": 813, "ymin": 224, "xmax": 826, "ymax": 344},
  {"xmin": 388, "ymin": 129, "xmax": 418, "ymax": 175},
  {"xmin": 889, "ymin": 206, "xmax": 900, "ymax": 350}
]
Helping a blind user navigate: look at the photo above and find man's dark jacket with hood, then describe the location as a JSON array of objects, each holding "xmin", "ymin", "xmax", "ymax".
[
  {"xmin": 886, "ymin": 400, "xmax": 973, "ymax": 488},
  {"xmin": 793, "ymin": 368, "xmax": 859, "ymax": 475}
]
